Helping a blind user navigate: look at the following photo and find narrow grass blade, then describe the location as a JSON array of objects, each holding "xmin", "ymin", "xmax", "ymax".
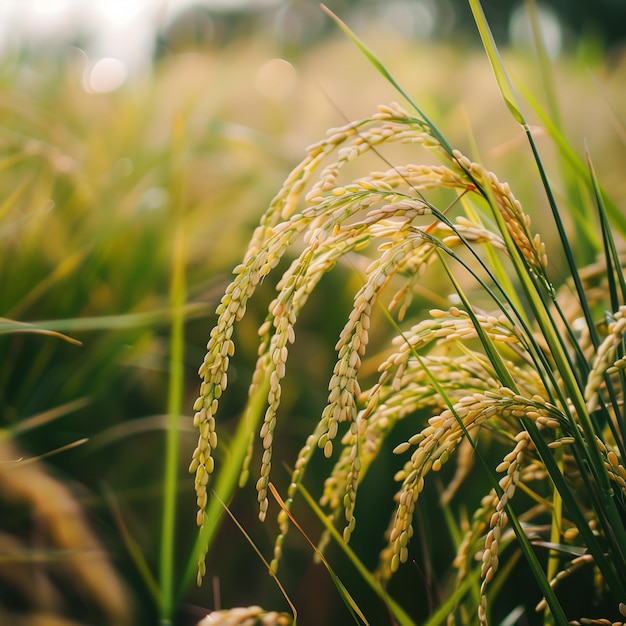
[
  {"xmin": 587, "ymin": 146, "xmax": 626, "ymax": 310},
  {"xmin": 276, "ymin": 483, "xmax": 378, "ymax": 626},
  {"xmin": 159, "ymin": 114, "xmax": 188, "ymax": 625},
  {"xmin": 215, "ymin": 490, "xmax": 297, "ymax": 623},
  {"xmin": 519, "ymin": 81, "xmax": 626, "ymax": 239},
  {"xmin": 9, "ymin": 398, "xmax": 90, "ymax": 435},
  {"xmin": 320, "ymin": 4, "xmax": 453, "ymax": 155},
  {"xmin": 103, "ymin": 483, "xmax": 163, "ymax": 608},
  {"xmin": 0, "ymin": 303, "xmax": 208, "ymax": 334},
  {"xmin": 467, "ymin": 0, "xmax": 525, "ymax": 125},
  {"xmin": 587, "ymin": 146, "xmax": 626, "ymax": 450},
  {"xmin": 286, "ymin": 482, "xmax": 410, "ymax": 626},
  {"xmin": 523, "ymin": 0, "xmax": 601, "ymax": 265},
  {"xmin": 9, "ymin": 438, "xmax": 88, "ymax": 466},
  {"xmin": 0, "ymin": 318, "xmax": 82, "ymax": 345},
  {"xmin": 525, "ymin": 0, "xmax": 560, "ymax": 127}
]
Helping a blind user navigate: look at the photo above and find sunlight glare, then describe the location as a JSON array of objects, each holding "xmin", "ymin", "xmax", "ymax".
[
  {"xmin": 84, "ymin": 57, "xmax": 128, "ymax": 93},
  {"xmin": 255, "ymin": 58, "xmax": 297, "ymax": 101},
  {"xmin": 509, "ymin": 4, "xmax": 563, "ymax": 58}
]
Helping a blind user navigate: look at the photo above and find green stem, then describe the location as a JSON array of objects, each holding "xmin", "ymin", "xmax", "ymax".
[{"xmin": 160, "ymin": 117, "xmax": 188, "ymax": 625}]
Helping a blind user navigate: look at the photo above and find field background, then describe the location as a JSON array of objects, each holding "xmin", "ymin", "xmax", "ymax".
[{"xmin": 1, "ymin": 2, "xmax": 625, "ymax": 625}]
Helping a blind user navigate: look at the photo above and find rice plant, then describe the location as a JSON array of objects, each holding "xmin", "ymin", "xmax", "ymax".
[{"xmin": 191, "ymin": 2, "xmax": 626, "ymax": 624}]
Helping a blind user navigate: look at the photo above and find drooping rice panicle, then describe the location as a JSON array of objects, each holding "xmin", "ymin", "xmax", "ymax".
[
  {"xmin": 478, "ymin": 430, "xmax": 531, "ymax": 626},
  {"xmin": 535, "ymin": 554, "xmax": 596, "ymax": 613},
  {"xmin": 197, "ymin": 605, "xmax": 292, "ymax": 626},
  {"xmin": 585, "ymin": 305, "xmax": 626, "ymax": 413},
  {"xmin": 450, "ymin": 150, "xmax": 549, "ymax": 280}
]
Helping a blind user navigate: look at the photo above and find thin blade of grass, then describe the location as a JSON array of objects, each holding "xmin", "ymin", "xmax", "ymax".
[
  {"xmin": 215, "ymin": 489, "xmax": 297, "ymax": 623},
  {"xmin": 524, "ymin": 0, "xmax": 600, "ymax": 267},
  {"xmin": 0, "ymin": 318, "xmax": 82, "ymax": 345},
  {"xmin": 320, "ymin": 4, "xmax": 453, "ymax": 156},
  {"xmin": 587, "ymin": 145, "xmax": 626, "ymax": 451},
  {"xmin": 289, "ymin": 482, "xmax": 414, "ymax": 626},
  {"xmin": 270, "ymin": 484, "xmax": 369, "ymax": 626},
  {"xmin": 103, "ymin": 483, "xmax": 163, "ymax": 608},
  {"xmin": 518, "ymin": 81, "xmax": 626, "ymax": 240},
  {"xmin": 9, "ymin": 438, "xmax": 88, "ymax": 466},
  {"xmin": 0, "ymin": 303, "xmax": 208, "ymax": 335},
  {"xmin": 9, "ymin": 398, "xmax": 90, "ymax": 435},
  {"xmin": 467, "ymin": 0, "xmax": 525, "ymax": 125},
  {"xmin": 587, "ymin": 146, "xmax": 626, "ymax": 312},
  {"xmin": 159, "ymin": 185, "xmax": 187, "ymax": 623}
]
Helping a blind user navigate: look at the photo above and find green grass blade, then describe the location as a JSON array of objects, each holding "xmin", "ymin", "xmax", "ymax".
[
  {"xmin": 9, "ymin": 398, "xmax": 91, "ymax": 436},
  {"xmin": 587, "ymin": 146, "xmax": 626, "ymax": 451},
  {"xmin": 0, "ymin": 318, "xmax": 82, "ymax": 345},
  {"xmin": 294, "ymin": 482, "xmax": 416, "ymax": 626},
  {"xmin": 320, "ymin": 4, "xmax": 453, "ymax": 155},
  {"xmin": 523, "ymin": 0, "xmax": 601, "ymax": 267},
  {"xmin": 518, "ymin": 81, "xmax": 626, "ymax": 241},
  {"xmin": 467, "ymin": 0, "xmax": 526, "ymax": 125},
  {"xmin": 216, "ymin": 490, "xmax": 297, "ymax": 623},
  {"xmin": 271, "ymin": 483, "xmax": 369, "ymax": 626},
  {"xmin": 103, "ymin": 483, "xmax": 163, "ymax": 609},
  {"xmin": 587, "ymin": 146, "xmax": 626, "ymax": 310},
  {"xmin": 159, "ymin": 117, "xmax": 188, "ymax": 625},
  {"xmin": 525, "ymin": 0, "xmax": 560, "ymax": 127},
  {"xmin": 0, "ymin": 303, "xmax": 208, "ymax": 334}
]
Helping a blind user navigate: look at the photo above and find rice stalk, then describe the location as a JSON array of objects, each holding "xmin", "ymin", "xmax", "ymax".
[{"xmin": 191, "ymin": 5, "xmax": 626, "ymax": 624}]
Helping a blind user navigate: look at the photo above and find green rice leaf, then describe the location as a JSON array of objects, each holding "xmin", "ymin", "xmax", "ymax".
[
  {"xmin": 320, "ymin": 4, "xmax": 453, "ymax": 155},
  {"xmin": 467, "ymin": 0, "xmax": 526, "ymax": 126},
  {"xmin": 272, "ymin": 483, "xmax": 369, "ymax": 625},
  {"xmin": 295, "ymin": 482, "xmax": 416, "ymax": 626}
]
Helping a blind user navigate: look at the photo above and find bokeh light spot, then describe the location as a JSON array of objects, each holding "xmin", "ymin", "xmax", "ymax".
[
  {"xmin": 84, "ymin": 57, "xmax": 128, "ymax": 93},
  {"xmin": 510, "ymin": 4, "xmax": 563, "ymax": 58},
  {"xmin": 255, "ymin": 58, "xmax": 297, "ymax": 101}
]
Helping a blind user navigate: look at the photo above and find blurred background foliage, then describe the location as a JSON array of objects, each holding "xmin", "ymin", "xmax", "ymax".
[{"xmin": 0, "ymin": 1, "xmax": 625, "ymax": 625}]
